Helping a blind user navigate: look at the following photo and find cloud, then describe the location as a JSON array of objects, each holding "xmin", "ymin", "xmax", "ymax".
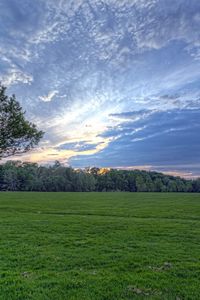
[
  {"xmin": 39, "ymin": 90, "xmax": 58, "ymax": 102},
  {"xmin": 0, "ymin": 69, "xmax": 33, "ymax": 86},
  {"xmin": 70, "ymin": 108, "xmax": 200, "ymax": 175}
]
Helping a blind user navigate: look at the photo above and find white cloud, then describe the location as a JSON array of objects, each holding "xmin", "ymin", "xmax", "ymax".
[
  {"xmin": 0, "ymin": 69, "xmax": 33, "ymax": 86},
  {"xmin": 39, "ymin": 90, "xmax": 59, "ymax": 102}
]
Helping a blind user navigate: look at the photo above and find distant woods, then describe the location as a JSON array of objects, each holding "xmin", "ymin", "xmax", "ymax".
[{"xmin": 0, "ymin": 161, "xmax": 200, "ymax": 192}]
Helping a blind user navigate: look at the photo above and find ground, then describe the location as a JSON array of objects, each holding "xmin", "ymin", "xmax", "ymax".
[{"xmin": 0, "ymin": 192, "xmax": 200, "ymax": 299}]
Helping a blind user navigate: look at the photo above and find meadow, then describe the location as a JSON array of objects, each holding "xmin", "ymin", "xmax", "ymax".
[{"xmin": 0, "ymin": 192, "xmax": 200, "ymax": 299}]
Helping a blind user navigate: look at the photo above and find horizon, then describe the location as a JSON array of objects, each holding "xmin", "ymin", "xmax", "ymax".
[{"xmin": 1, "ymin": 0, "xmax": 200, "ymax": 178}]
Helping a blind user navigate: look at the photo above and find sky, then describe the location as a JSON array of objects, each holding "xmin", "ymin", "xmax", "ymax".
[{"xmin": 0, "ymin": 0, "xmax": 200, "ymax": 178}]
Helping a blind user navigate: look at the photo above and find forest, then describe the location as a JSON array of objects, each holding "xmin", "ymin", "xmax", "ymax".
[{"xmin": 0, "ymin": 160, "xmax": 200, "ymax": 192}]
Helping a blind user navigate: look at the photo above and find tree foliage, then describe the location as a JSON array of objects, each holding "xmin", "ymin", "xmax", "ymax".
[
  {"xmin": 0, "ymin": 161, "xmax": 198, "ymax": 192},
  {"xmin": 0, "ymin": 85, "xmax": 44, "ymax": 158}
]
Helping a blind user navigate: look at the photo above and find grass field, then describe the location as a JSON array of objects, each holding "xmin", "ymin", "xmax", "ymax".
[{"xmin": 0, "ymin": 192, "xmax": 200, "ymax": 299}]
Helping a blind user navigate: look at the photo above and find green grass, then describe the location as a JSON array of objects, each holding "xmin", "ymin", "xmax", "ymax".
[{"xmin": 0, "ymin": 192, "xmax": 200, "ymax": 299}]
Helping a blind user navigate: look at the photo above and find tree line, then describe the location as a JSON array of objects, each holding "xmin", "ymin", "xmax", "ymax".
[{"xmin": 0, "ymin": 161, "xmax": 200, "ymax": 192}]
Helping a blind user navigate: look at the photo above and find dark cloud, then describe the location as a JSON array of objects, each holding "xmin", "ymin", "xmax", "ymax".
[{"xmin": 70, "ymin": 109, "xmax": 200, "ymax": 176}]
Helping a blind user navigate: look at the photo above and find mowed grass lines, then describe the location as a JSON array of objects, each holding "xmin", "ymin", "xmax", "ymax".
[{"xmin": 0, "ymin": 192, "xmax": 200, "ymax": 300}]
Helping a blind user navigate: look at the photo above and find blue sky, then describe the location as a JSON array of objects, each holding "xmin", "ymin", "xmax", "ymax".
[{"xmin": 1, "ymin": 0, "xmax": 200, "ymax": 177}]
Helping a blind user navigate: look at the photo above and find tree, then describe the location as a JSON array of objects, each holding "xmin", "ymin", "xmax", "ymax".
[
  {"xmin": 3, "ymin": 162, "xmax": 19, "ymax": 190},
  {"xmin": 0, "ymin": 85, "xmax": 44, "ymax": 158},
  {"xmin": 192, "ymin": 178, "xmax": 200, "ymax": 193},
  {"xmin": 135, "ymin": 174, "xmax": 147, "ymax": 191}
]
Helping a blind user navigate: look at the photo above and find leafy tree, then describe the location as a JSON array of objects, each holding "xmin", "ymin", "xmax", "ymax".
[
  {"xmin": 0, "ymin": 85, "xmax": 44, "ymax": 158},
  {"xmin": 154, "ymin": 178, "xmax": 164, "ymax": 192},
  {"xmin": 3, "ymin": 161, "xmax": 20, "ymax": 191},
  {"xmin": 135, "ymin": 174, "xmax": 147, "ymax": 192},
  {"xmin": 192, "ymin": 179, "xmax": 200, "ymax": 192}
]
